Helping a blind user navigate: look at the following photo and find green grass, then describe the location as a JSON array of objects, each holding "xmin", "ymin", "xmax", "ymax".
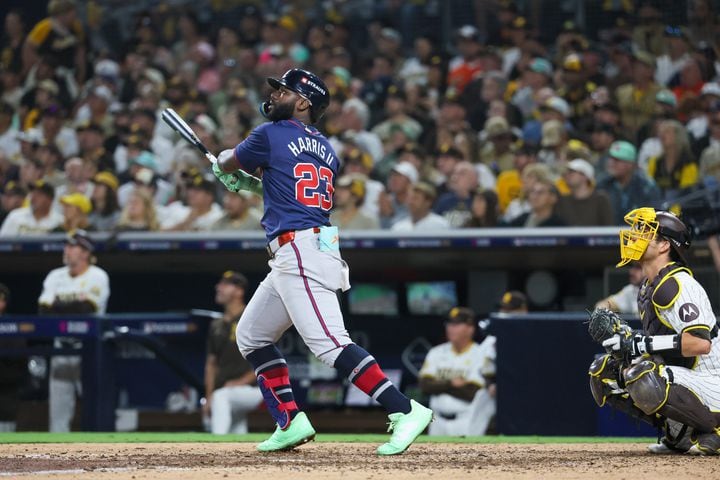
[{"xmin": 0, "ymin": 432, "xmax": 655, "ymax": 444}]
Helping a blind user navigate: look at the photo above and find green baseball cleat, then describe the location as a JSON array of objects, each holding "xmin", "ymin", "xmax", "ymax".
[
  {"xmin": 376, "ymin": 400, "xmax": 433, "ymax": 456},
  {"xmin": 257, "ymin": 412, "xmax": 316, "ymax": 452}
]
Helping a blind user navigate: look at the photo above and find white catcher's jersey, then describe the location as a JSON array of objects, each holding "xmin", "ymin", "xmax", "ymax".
[
  {"xmin": 38, "ymin": 265, "xmax": 110, "ymax": 314},
  {"xmin": 658, "ymin": 271, "xmax": 720, "ymax": 409},
  {"xmin": 419, "ymin": 336, "xmax": 495, "ymax": 415}
]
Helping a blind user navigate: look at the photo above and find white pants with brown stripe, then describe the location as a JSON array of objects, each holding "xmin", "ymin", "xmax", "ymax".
[{"xmin": 235, "ymin": 228, "xmax": 352, "ymax": 366}]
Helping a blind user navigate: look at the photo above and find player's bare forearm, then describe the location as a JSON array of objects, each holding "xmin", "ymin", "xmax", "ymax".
[
  {"xmin": 204, "ymin": 356, "xmax": 217, "ymax": 397},
  {"xmin": 224, "ymin": 370, "xmax": 257, "ymax": 387},
  {"xmin": 218, "ymin": 149, "xmax": 241, "ymax": 173},
  {"xmin": 681, "ymin": 332, "xmax": 712, "ymax": 356},
  {"xmin": 419, "ymin": 376, "xmax": 452, "ymax": 395},
  {"xmin": 449, "ymin": 383, "xmax": 480, "ymax": 402}
]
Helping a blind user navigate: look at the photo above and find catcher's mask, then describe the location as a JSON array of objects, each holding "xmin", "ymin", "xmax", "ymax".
[{"xmin": 617, "ymin": 207, "xmax": 691, "ymax": 267}]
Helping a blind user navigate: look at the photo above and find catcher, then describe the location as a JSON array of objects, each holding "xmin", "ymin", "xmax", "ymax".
[{"xmin": 587, "ymin": 207, "xmax": 720, "ymax": 455}]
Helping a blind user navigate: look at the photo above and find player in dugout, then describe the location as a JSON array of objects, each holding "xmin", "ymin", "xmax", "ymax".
[
  {"xmin": 38, "ymin": 230, "xmax": 109, "ymax": 432},
  {"xmin": 419, "ymin": 307, "xmax": 496, "ymax": 436},
  {"xmin": 588, "ymin": 208, "xmax": 720, "ymax": 455}
]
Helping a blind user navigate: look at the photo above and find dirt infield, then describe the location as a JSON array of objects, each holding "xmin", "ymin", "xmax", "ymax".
[{"xmin": 1, "ymin": 442, "xmax": 718, "ymax": 480}]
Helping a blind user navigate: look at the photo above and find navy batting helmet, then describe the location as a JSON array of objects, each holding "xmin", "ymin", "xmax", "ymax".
[{"xmin": 266, "ymin": 68, "xmax": 330, "ymax": 122}]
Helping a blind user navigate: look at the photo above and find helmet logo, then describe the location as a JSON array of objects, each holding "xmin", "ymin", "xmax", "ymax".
[{"xmin": 301, "ymin": 76, "xmax": 327, "ymax": 96}]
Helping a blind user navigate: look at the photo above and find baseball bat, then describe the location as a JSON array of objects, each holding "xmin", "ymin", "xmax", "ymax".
[{"xmin": 161, "ymin": 108, "xmax": 214, "ymax": 162}]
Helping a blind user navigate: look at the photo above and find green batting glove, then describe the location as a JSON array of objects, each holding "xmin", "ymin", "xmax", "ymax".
[{"xmin": 212, "ymin": 162, "xmax": 263, "ymax": 196}]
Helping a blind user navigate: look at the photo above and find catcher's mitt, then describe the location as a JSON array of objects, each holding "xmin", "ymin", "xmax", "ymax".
[{"xmin": 587, "ymin": 307, "xmax": 629, "ymax": 344}]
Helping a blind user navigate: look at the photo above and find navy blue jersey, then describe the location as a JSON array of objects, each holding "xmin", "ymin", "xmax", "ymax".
[{"xmin": 233, "ymin": 119, "xmax": 338, "ymax": 240}]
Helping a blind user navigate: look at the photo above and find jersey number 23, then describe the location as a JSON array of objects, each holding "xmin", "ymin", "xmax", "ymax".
[{"xmin": 294, "ymin": 163, "xmax": 334, "ymax": 211}]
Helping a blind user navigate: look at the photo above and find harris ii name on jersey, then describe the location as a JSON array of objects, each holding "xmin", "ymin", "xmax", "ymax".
[{"xmin": 287, "ymin": 136, "xmax": 336, "ymax": 166}]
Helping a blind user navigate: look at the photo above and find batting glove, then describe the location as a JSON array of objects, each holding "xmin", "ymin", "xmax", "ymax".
[{"xmin": 212, "ymin": 161, "xmax": 263, "ymax": 196}]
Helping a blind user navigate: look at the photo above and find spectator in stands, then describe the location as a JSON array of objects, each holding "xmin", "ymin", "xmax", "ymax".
[
  {"xmin": 478, "ymin": 116, "xmax": 517, "ymax": 174},
  {"xmin": 447, "ymin": 25, "xmax": 484, "ymax": 96},
  {"xmin": 537, "ymin": 119, "xmax": 569, "ymax": 174},
  {"xmin": 555, "ymin": 159, "xmax": 614, "ymax": 226},
  {"xmin": 203, "ymin": 271, "xmax": 262, "ymax": 434},
  {"xmin": 0, "ymin": 102, "xmax": 20, "ymax": 163},
  {"xmin": 433, "ymin": 144, "xmax": 464, "ymax": 197},
  {"xmin": 596, "ymin": 140, "xmax": 661, "ymax": 224},
  {"xmin": 372, "ymin": 85, "xmax": 423, "ymax": 155},
  {"xmin": 114, "ymin": 189, "xmax": 159, "ymax": 232},
  {"xmin": 392, "ymin": 182, "xmax": 448, "ymax": 231},
  {"xmin": 0, "ymin": 180, "xmax": 62, "ymax": 236},
  {"xmin": 435, "ymin": 161, "xmax": 479, "ymax": 227},
  {"xmin": 341, "ymin": 147, "xmax": 384, "ymax": 220},
  {"xmin": 510, "ymin": 57, "xmax": 554, "ymax": 120},
  {"xmin": 31, "ymin": 105, "xmax": 78, "ymax": 158},
  {"xmin": 595, "ymin": 262, "xmax": 644, "ymax": 315},
  {"xmin": 615, "ymin": 51, "xmax": 662, "ymax": 142},
  {"xmin": 23, "ymin": 0, "xmax": 86, "ymax": 82},
  {"xmin": 77, "ymin": 122, "xmax": 114, "ymax": 173},
  {"xmin": 556, "ymin": 53, "xmax": 596, "ymax": 121},
  {"xmin": 589, "ymin": 122, "xmax": 617, "ymax": 183},
  {"xmin": 330, "ymin": 174, "xmax": 379, "ymax": 230},
  {"xmin": 496, "ymin": 144, "xmax": 538, "ymax": 215},
  {"xmin": 0, "ymin": 181, "xmax": 26, "ymax": 225},
  {"xmin": 419, "ymin": 307, "xmax": 496, "ymax": 436},
  {"xmin": 336, "ymin": 98, "xmax": 383, "ymax": 165},
  {"xmin": 55, "ymin": 157, "xmax": 94, "ymax": 204},
  {"xmin": 655, "ymin": 26, "xmax": 692, "ymax": 87},
  {"xmin": 505, "ymin": 176, "xmax": 565, "ymax": 227},
  {"xmin": 88, "ymin": 172, "xmax": 120, "ymax": 231},
  {"xmin": 503, "ymin": 162, "xmax": 554, "ymax": 223},
  {"xmin": 463, "ymin": 189, "xmax": 499, "ymax": 228},
  {"xmin": 0, "ymin": 283, "xmax": 26, "ymax": 433},
  {"xmin": 212, "ymin": 191, "xmax": 263, "ymax": 231},
  {"xmin": 647, "ymin": 119, "xmax": 699, "ymax": 201},
  {"xmin": 39, "ymin": 230, "xmax": 109, "ymax": 432},
  {"xmin": 165, "ymin": 176, "xmax": 222, "ymax": 232},
  {"xmin": 499, "ymin": 290, "xmax": 529, "ymax": 314},
  {"xmin": 54, "ymin": 193, "xmax": 92, "ymax": 232},
  {"xmin": 379, "ymin": 161, "xmax": 417, "ymax": 229}
]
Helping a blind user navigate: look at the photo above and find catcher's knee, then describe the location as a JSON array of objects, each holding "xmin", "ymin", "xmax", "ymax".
[
  {"xmin": 624, "ymin": 360, "xmax": 668, "ymax": 415},
  {"xmin": 589, "ymin": 354, "xmax": 619, "ymax": 407}
]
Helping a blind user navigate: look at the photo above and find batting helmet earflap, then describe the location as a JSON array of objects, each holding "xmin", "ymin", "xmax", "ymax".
[{"xmin": 266, "ymin": 69, "xmax": 330, "ymax": 122}]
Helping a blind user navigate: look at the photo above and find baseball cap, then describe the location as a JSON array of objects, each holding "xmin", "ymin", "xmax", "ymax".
[
  {"xmin": 391, "ymin": 161, "xmax": 419, "ymax": 183},
  {"xmin": 562, "ymin": 53, "xmax": 583, "ymax": 72},
  {"xmin": 541, "ymin": 97, "xmax": 570, "ymax": 117},
  {"xmin": 499, "ymin": 291, "xmax": 528, "ymax": 311},
  {"xmin": 337, "ymin": 174, "xmax": 366, "ymax": 199},
  {"xmin": 412, "ymin": 181, "xmax": 437, "ymax": 201},
  {"xmin": 343, "ymin": 147, "xmax": 373, "ymax": 171},
  {"xmin": 528, "ymin": 58, "xmax": 553, "ymax": 76},
  {"xmin": 38, "ymin": 79, "xmax": 60, "ymax": 96},
  {"xmin": 1, "ymin": 181, "xmax": 26, "ymax": 197},
  {"xmin": 483, "ymin": 116, "xmax": 513, "ymax": 138},
  {"xmin": 219, "ymin": 270, "xmax": 248, "ymax": 288},
  {"xmin": 60, "ymin": 193, "xmax": 92, "ymax": 215},
  {"xmin": 90, "ymin": 85, "xmax": 113, "ymax": 103},
  {"xmin": 93, "ymin": 171, "xmax": 119, "ymax": 192},
  {"xmin": 446, "ymin": 307, "xmax": 475, "ymax": 325},
  {"xmin": 566, "ymin": 158, "xmax": 595, "ymax": 182},
  {"xmin": 456, "ymin": 25, "xmax": 481, "ymax": 42},
  {"xmin": 28, "ymin": 179, "xmax": 55, "ymax": 198},
  {"xmin": 701, "ymin": 82, "xmax": 720, "ymax": 98},
  {"xmin": 95, "ymin": 59, "xmax": 120, "ymax": 80},
  {"xmin": 188, "ymin": 175, "xmax": 216, "ymax": 193},
  {"xmin": 655, "ymin": 89, "xmax": 677, "ymax": 107},
  {"xmin": 541, "ymin": 120, "xmax": 565, "ymax": 147},
  {"xmin": 608, "ymin": 140, "xmax": 637, "ymax": 163},
  {"xmin": 445, "ymin": 307, "xmax": 475, "ymax": 326},
  {"xmin": 436, "ymin": 144, "xmax": 464, "ymax": 159},
  {"xmin": 66, "ymin": 229, "xmax": 94, "ymax": 251}
]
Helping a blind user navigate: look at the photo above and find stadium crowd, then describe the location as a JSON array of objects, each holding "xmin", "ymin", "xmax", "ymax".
[{"xmin": 1, "ymin": 0, "xmax": 720, "ymax": 234}]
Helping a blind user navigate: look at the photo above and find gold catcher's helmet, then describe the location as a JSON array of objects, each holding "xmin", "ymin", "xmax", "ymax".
[{"xmin": 617, "ymin": 207, "xmax": 692, "ymax": 267}]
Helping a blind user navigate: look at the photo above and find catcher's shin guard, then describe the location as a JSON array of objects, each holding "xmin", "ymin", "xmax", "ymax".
[
  {"xmin": 659, "ymin": 383, "xmax": 720, "ymax": 433},
  {"xmin": 589, "ymin": 354, "xmax": 660, "ymax": 427}
]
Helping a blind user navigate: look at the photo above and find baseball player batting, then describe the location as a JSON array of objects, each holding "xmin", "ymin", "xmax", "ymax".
[
  {"xmin": 212, "ymin": 68, "xmax": 433, "ymax": 455},
  {"xmin": 588, "ymin": 207, "xmax": 720, "ymax": 455}
]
